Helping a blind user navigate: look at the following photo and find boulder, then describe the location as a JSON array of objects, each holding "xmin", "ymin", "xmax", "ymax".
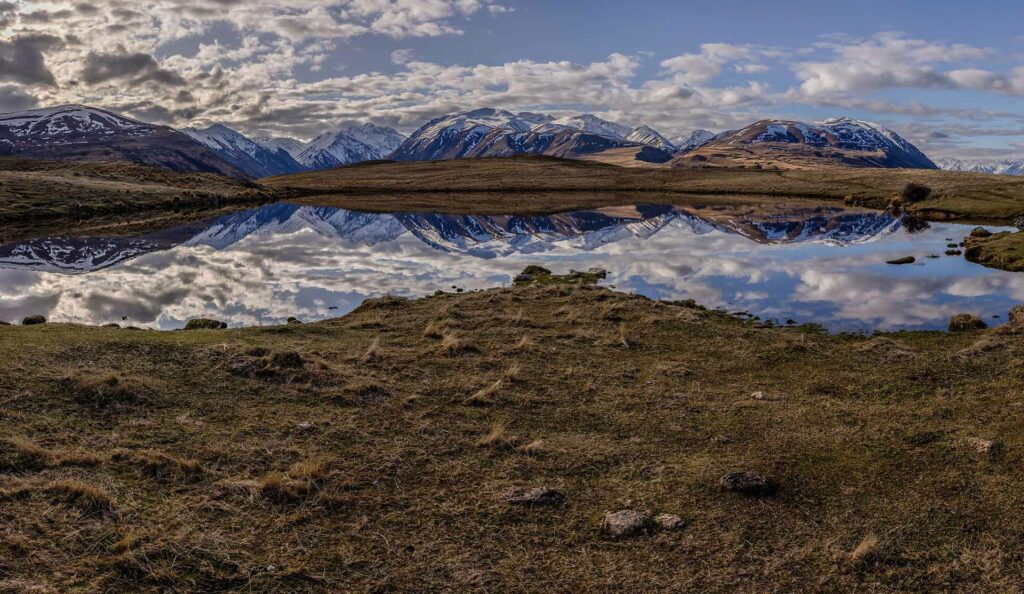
[
  {"xmin": 22, "ymin": 315, "xmax": 46, "ymax": 326},
  {"xmin": 886, "ymin": 256, "xmax": 915, "ymax": 265},
  {"xmin": 720, "ymin": 470, "xmax": 778, "ymax": 496},
  {"xmin": 521, "ymin": 265, "xmax": 552, "ymax": 276},
  {"xmin": 286, "ymin": 317, "xmax": 303, "ymax": 325},
  {"xmin": 503, "ymin": 486, "xmax": 564, "ymax": 507},
  {"xmin": 0, "ymin": 320, "xmax": 10, "ymax": 326},
  {"xmin": 969, "ymin": 227, "xmax": 993, "ymax": 238},
  {"xmin": 184, "ymin": 318, "xmax": 227, "ymax": 330},
  {"xmin": 948, "ymin": 314, "xmax": 987, "ymax": 332},
  {"xmin": 967, "ymin": 437, "xmax": 1004, "ymax": 461},
  {"xmin": 601, "ymin": 510, "xmax": 651, "ymax": 538}
]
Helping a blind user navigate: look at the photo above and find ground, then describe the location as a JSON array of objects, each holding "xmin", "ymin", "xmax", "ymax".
[{"xmin": 3, "ymin": 280, "xmax": 1024, "ymax": 592}]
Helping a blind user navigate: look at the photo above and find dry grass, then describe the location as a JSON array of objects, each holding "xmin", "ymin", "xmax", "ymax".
[
  {"xmin": 359, "ymin": 337, "xmax": 381, "ymax": 363},
  {"xmin": 440, "ymin": 332, "xmax": 479, "ymax": 356},
  {"xmin": 512, "ymin": 334, "xmax": 535, "ymax": 352},
  {"xmin": 464, "ymin": 379, "xmax": 502, "ymax": 406},
  {"xmin": 3, "ymin": 281, "xmax": 1024, "ymax": 591},
  {"xmin": 423, "ymin": 319, "xmax": 449, "ymax": 339}
]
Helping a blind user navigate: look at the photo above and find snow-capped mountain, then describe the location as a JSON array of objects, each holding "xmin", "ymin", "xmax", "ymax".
[
  {"xmin": 670, "ymin": 129, "xmax": 716, "ymax": 152},
  {"xmin": 675, "ymin": 117, "xmax": 936, "ymax": 169},
  {"xmin": 296, "ymin": 123, "xmax": 406, "ymax": 170},
  {"xmin": 181, "ymin": 124, "xmax": 305, "ymax": 178},
  {"xmin": 534, "ymin": 114, "xmax": 633, "ymax": 140},
  {"xmin": 625, "ymin": 126, "xmax": 677, "ymax": 151},
  {"xmin": 390, "ymin": 108, "xmax": 671, "ymax": 162},
  {"xmin": 936, "ymin": 158, "xmax": 1024, "ymax": 176},
  {"xmin": 0, "ymin": 104, "xmax": 246, "ymax": 177},
  {"xmin": 252, "ymin": 136, "xmax": 308, "ymax": 160}
]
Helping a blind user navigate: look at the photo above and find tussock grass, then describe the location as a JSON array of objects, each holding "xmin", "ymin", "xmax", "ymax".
[
  {"xmin": 440, "ymin": 333, "xmax": 479, "ymax": 356},
  {"xmin": 44, "ymin": 479, "xmax": 116, "ymax": 515},
  {"xmin": 124, "ymin": 450, "xmax": 204, "ymax": 479},
  {"xmin": 476, "ymin": 420, "xmax": 518, "ymax": 450},
  {"xmin": 58, "ymin": 373, "xmax": 150, "ymax": 408},
  {"xmin": 360, "ymin": 337, "xmax": 381, "ymax": 363},
  {"xmin": 1, "ymin": 436, "xmax": 102, "ymax": 471},
  {"xmin": 423, "ymin": 319, "xmax": 450, "ymax": 339},
  {"xmin": 464, "ymin": 379, "xmax": 502, "ymax": 406},
  {"xmin": 512, "ymin": 335, "xmax": 535, "ymax": 351}
]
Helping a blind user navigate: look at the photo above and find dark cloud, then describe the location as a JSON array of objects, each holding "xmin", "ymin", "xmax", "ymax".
[
  {"xmin": 0, "ymin": 35, "xmax": 61, "ymax": 86},
  {"xmin": 0, "ymin": 84, "xmax": 40, "ymax": 112},
  {"xmin": 81, "ymin": 51, "xmax": 187, "ymax": 86}
]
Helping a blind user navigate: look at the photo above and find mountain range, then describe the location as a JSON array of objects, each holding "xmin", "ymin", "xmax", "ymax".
[
  {"xmin": 0, "ymin": 103, "xmax": 1018, "ymax": 178},
  {"xmin": 0, "ymin": 202, "xmax": 903, "ymax": 274},
  {"xmin": 935, "ymin": 158, "xmax": 1024, "ymax": 176}
]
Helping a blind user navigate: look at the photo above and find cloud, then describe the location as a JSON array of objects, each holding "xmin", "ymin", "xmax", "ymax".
[
  {"xmin": 794, "ymin": 33, "xmax": 993, "ymax": 96},
  {"xmin": 0, "ymin": 85, "xmax": 40, "ymax": 111},
  {"xmin": 80, "ymin": 50, "xmax": 188, "ymax": 86},
  {"xmin": 0, "ymin": 35, "xmax": 61, "ymax": 86}
]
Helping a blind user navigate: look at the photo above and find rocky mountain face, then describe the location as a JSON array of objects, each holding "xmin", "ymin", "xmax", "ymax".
[
  {"xmin": 0, "ymin": 105, "xmax": 247, "ymax": 178},
  {"xmin": 181, "ymin": 124, "xmax": 305, "ymax": 178},
  {"xmin": 673, "ymin": 118, "xmax": 937, "ymax": 170}
]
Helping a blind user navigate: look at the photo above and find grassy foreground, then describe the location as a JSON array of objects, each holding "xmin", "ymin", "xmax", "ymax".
[{"xmin": 2, "ymin": 280, "xmax": 1024, "ymax": 592}]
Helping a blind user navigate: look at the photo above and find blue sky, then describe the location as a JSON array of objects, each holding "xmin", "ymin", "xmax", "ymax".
[{"xmin": 3, "ymin": 0, "xmax": 1024, "ymax": 160}]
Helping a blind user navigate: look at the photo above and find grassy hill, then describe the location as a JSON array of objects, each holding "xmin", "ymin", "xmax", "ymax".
[
  {"xmin": 2, "ymin": 279, "xmax": 1023, "ymax": 591},
  {"xmin": 264, "ymin": 156, "xmax": 1024, "ymax": 222}
]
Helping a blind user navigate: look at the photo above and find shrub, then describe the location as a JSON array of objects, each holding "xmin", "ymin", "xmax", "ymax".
[{"xmin": 901, "ymin": 183, "xmax": 932, "ymax": 203}]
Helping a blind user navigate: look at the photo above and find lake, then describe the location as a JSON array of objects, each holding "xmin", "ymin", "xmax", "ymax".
[{"xmin": 0, "ymin": 201, "xmax": 1020, "ymax": 332}]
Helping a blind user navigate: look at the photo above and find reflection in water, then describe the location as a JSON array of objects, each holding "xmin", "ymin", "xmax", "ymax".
[{"xmin": 0, "ymin": 202, "xmax": 1019, "ymax": 332}]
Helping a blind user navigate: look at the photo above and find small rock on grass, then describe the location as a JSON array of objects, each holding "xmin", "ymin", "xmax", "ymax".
[
  {"xmin": 22, "ymin": 315, "xmax": 46, "ymax": 325},
  {"xmin": 503, "ymin": 486, "xmax": 564, "ymax": 507},
  {"xmin": 720, "ymin": 471, "xmax": 778, "ymax": 497},
  {"xmin": 967, "ymin": 437, "xmax": 1004, "ymax": 461},
  {"xmin": 184, "ymin": 318, "xmax": 227, "ymax": 330},
  {"xmin": 654, "ymin": 513, "xmax": 686, "ymax": 531},
  {"xmin": 602, "ymin": 510, "xmax": 651, "ymax": 538}
]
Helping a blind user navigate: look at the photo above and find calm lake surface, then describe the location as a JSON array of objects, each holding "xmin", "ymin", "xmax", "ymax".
[{"xmin": 0, "ymin": 201, "xmax": 1020, "ymax": 332}]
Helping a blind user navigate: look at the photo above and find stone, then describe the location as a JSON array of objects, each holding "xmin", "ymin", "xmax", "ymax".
[
  {"xmin": 601, "ymin": 510, "xmax": 650, "ymax": 538},
  {"xmin": 22, "ymin": 315, "xmax": 46, "ymax": 326},
  {"xmin": 720, "ymin": 471, "xmax": 778, "ymax": 496},
  {"xmin": 286, "ymin": 317, "xmax": 303, "ymax": 325},
  {"xmin": 969, "ymin": 227, "xmax": 993, "ymax": 238},
  {"xmin": 503, "ymin": 486, "xmax": 564, "ymax": 507},
  {"xmin": 653, "ymin": 513, "xmax": 686, "ymax": 531},
  {"xmin": 751, "ymin": 391, "xmax": 767, "ymax": 400},
  {"xmin": 520, "ymin": 265, "xmax": 552, "ymax": 276},
  {"xmin": 0, "ymin": 320, "xmax": 10, "ymax": 326},
  {"xmin": 184, "ymin": 318, "xmax": 227, "ymax": 330},
  {"xmin": 948, "ymin": 314, "xmax": 987, "ymax": 332},
  {"xmin": 967, "ymin": 437, "xmax": 1004, "ymax": 460},
  {"xmin": 587, "ymin": 268, "xmax": 609, "ymax": 279},
  {"xmin": 886, "ymin": 256, "xmax": 915, "ymax": 265}
]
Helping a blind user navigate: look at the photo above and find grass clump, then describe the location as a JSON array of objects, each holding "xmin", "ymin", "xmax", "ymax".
[
  {"xmin": 464, "ymin": 379, "xmax": 502, "ymax": 406},
  {"xmin": 440, "ymin": 333, "xmax": 480, "ymax": 356},
  {"xmin": 44, "ymin": 479, "xmax": 116, "ymax": 515},
  {"xmin": 58, "ymin": 373, "xmax": 150, "ymax": 409}
]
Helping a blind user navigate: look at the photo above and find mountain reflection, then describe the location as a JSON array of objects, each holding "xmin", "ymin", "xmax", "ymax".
[
  {"xmin": 0, "ymin": 202, "xmax": 1019, "ymax": 332},
  {"xmin": 0, "ymin": 202, "xmax": 902, "ymax": 273}
]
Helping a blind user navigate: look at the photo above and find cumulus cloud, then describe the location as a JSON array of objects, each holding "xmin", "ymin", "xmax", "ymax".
[
  {"xmin": 0, "ymin": 35, "xmax": 61, "ymax": 86},
  {"xmin": 81, "ymin": 50, "xmax": 188, "ymax": 86}
]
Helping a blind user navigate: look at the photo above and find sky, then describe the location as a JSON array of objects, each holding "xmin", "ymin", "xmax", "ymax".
[{"xmin": 1, "ymin": 0, "xmax": 1023, "ymax": 161}]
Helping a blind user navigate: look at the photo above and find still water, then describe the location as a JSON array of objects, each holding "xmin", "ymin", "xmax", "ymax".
[{"xmin": 0, "ymin": 201, "xmax": 1019, "ymax": 332}]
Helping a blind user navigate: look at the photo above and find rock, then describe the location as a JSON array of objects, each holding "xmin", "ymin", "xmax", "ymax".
[
  {"xmin": 720, "ymin": 471, "xmax": 778, "ymax": 496},
  {"xmin": 653, "ymin": 513, "xmax": 686, "ymax": 531},
  {"xmin": 503, "ymin": 486, "xmax": 564, "ymax": 507},
  {"xmin": 102, "ymin": 323, "xmax": 120, "ymax": 328},
  {"xmin": 521, "ymin": 265, "xmax": 552, "ymax": 276},
  {"xmin": 948, "ymin": 314, "xmax": 987, "ymax": 332},
  {"xmin": 0, "ymin": 320, "xmax": 10, "ymax": 326},
  {"xmin": 286, "ymin": 317, "xmax": 303, "ymax": 325},
  {"xmin": 601, "ymin": 510, "xmax": 650, "ymax": 538},
  {"xmin": 886, "ymin": 256, "xmax": 915, "ymax": 265},
  {"xmin": 751, "ymin": 391, "xmax": 767, "ymax": 400},
  {"xmin": 586, "ymin": 268, "xmax": 609, "ymax": 279},
  {"xmin": 184, "ymin": 318, "xmax": 227, "ymax": 330},
  {"xmin": 513, "ymin": 273, "xmax": 534, "ymax": 283},
  {"xmin": 969, "ymin": 227, "xmax": 993, "ymax": 238},
  {"xmin": 297, "ymin": 422, "xmax": 316, "ymax": 432},
  {"xmin": 22, "ymin": 315, "xmax": 46, "ymax": 326},
  {"xmin": 945, "ymin": 249, "xmax": 962, "ymax": 256},
  {"xmin": 967, "ymin": 437, "xmax": 1004, "ymax": 460},
  {"xmin": 270, "ymin": 351, "xmax": 304, "ymax": 369}
]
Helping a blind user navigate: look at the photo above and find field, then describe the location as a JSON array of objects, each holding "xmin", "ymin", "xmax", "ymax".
[
  {"xmin": 265, "ymin": 156, "xmax": 1024, "ymax": 223},
  {"xmin": 2, "ymin": 277, "xmax": 1024, "ymax": 592}
]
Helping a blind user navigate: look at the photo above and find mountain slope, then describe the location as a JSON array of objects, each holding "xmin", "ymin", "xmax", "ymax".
[
  {"xmin": 182, "ymin": 124, "xmax": 306, "ymax": 178},
  {"xmin": 0, "ymin": 105, "xmax": 248, "ymax": 178},
  {"xmin": 671, "ymin": 129, "xmax": 716, "ymax": 152},
  {"xmin": 296, "ymin": 123, "xmax": 406, "ymax": 170},
  {"xmin": 673, "ymin": 118, "xmax": 936, "ymax": 170},
  {"xmin": 253, "ymin": 136, "xmax": 307, "ymax": 160},
  {"xmin": 625, "ymin": 126, "xmax": 677, "ymax": 151}
]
